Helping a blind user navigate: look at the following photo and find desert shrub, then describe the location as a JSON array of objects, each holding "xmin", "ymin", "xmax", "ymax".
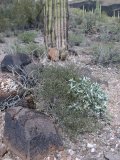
[
  {"xmin": 99, "ymin": 31, "xmax": 120, "ymax": 42},
  {"xmin": 69, "ymin": 8, "xmax": 84, "ymax": 28},
  {"xmin": 0, "ymin": 34, "xmax": 5, "ymax": 43},
  {"xmin": 99, "ymin": 29, "xmax": 111, "ymax": 42},
  {"xmin": 68, "ymin": 31, "xmax": 85, "ymax": 46},
  {"xmin": 40, "ymin": 65, "xmax": 78, "ymax": 105},
  {"xmin": 68, "ymin": 78, "xmax": 107, "ymax": 116},
  {"xmin": 5, "ymin": 42, "xmax": 45, "ymax": 58},
  {"xmin": 26, "ymin": 42, "xmax": 46, "ymax": 56},
  {"xmin": 82, "ymin": 12, "xmax": 96, "ymax": 33},
  {"xmin": 0, "ymin": 0, "xmax": 44, "ymax": 32},
  {"xmin": 18, "ymin": 31, "xmax": 37, "ymax": 43},
  {"xmin": 62, "ymin": 77, "xmax": 107, "ymax": 134},
  {"xmin": 93, "ymin": 44, "xmax": 120, "ymax": 65},
  {"xmin": 37, "ymin": 65, "xmax": 107, "ymax": 135},
  {"xmin": 97, "ymin": 23, "xmax": 120, "ymax": 42}
]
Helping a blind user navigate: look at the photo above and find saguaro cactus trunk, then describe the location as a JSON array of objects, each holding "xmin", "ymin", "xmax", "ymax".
[{"xmin": 44, "ymin": 0, "xmax": 68, "ymax": 53}]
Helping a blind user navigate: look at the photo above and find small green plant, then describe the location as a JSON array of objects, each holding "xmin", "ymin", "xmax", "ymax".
[
  {"xmin": 18, "ymin": 31, "xmax": 37, "ymax": 43},
  {"xmin": 68, "ymin": 77, "xmax": 107, "ymax": 117}
]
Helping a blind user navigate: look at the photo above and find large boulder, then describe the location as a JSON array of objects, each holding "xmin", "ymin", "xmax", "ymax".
[
  {"xmin": 3, "ymin": 107, "xmax": 63, "ymax": 160},
  {"xmin": 1, "ymin": 53, "xmax": 31, "ymax": 75}
]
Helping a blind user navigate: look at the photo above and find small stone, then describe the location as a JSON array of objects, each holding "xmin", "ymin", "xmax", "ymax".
[
  {"xmin": 68, "ymin": 149, "xmax": 75, "ymax": 156},
  {"xmin": 91, "ymin": 148, "xmax": 95, "ymax": 153},
  {"xmin": 111, "ymin": 148, "xmax": 115, "ymax": 152},
  {"xmin": 0, "ymin": 143, "xmax": 7, "ymax": 157},
  {"xmin": 87, "ymin": 143, "xmax": 96, "ymax": 148}
]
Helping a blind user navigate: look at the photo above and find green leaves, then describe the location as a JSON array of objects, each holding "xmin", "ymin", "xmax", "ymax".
[{"xmin": 68, "ymin": 77, "xmax": 108, "ymax": 117}]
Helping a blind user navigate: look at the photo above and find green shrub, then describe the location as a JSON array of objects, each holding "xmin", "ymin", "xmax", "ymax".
[
  {"xmin": 26, "ymin": 42, "xmax": 46, "ymax": 56},
  {"xmin": 0, "ymin": 18, "xmax": 10, "ymax": 32},
  {"xmin": 18, "ymin": 31, "xmax": 37, "ymax": 43},
  {"xmin": 97, "ymin": 23, "xmax": 120, "ymax": 42},
  {"xmin": 5, "ymin": 42, "xmax": 45, "ymax": 58},
  {"xmin": 93, "ymin": 44, "xmax": 120, "ymax": 65},
  {"xmin": 0, "ymin": 0, "xmax": 44, "ymax": 32},
  {"xmin": 68, "ymin": 31, "xmax": 85, "ymax": 46},
  {"xmin": 82, "ymin": 12, "xmax": 96, "ymax": 33},
  {"xmin": 69, "ymin": 8, "xmax": 84, "ymax": 28},
  {"xmin": 36, "ymin": 65, "xmax": 107, "ymax": 135},
  {"xmin": 68, "ymin": 77, "xmax": 107, "ymax": 116},
  {"xmin": 40, "ymin": 65, "xmax": 78, "ymax": 105}
]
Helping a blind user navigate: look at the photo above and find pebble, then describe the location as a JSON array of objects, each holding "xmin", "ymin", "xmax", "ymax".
[
  {"xmin": 68, "ymin": 149, "xmax": 75, "ymax": 156},
  {"xmin": 91, "ymin": 148, "xmax": 96, "ymax": 153},
  {"xmin": 87, "ymin": 143, "xmax": 96, "ymax": 148}
]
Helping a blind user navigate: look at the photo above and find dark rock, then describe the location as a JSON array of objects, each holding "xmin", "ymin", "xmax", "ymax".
[
  {"xmin": 4, "ymin": 107, "xmax": 63, "ymax": 160},
  {"xmin": 68, "ymin": 48, "xmax": 78, "ymax": 56},
  {"xmin": 1, "ymin": 53, "xmax": 32, "ymax": 75}
]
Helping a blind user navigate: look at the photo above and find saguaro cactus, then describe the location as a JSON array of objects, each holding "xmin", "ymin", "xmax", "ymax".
[{"xmin": 44, "ymin": 0, "xmax": 68, "ymax": 53}]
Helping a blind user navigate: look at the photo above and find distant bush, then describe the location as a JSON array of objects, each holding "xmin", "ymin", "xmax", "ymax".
[
  {"xmin": 68, "ymin": 31, "xmax": 85, "ymax": 46},
  {"xmin": 18, "ymin": 31, "xmax": 37, "ymax": 43},
  {"xmin": 98, "ymin": 23, "xmax": 120, "ymax": 42},
  {"xmin": 93, "ymin": 44, "xmax": 120, "ymax": 65},
  {"xmin": 82, "ymin": 12, "xmax": 96, "ymax": 33},
  {"xmin": 5, "ymin": 41, "xmax": 45, "ymax": 58},
  {"xmin": 69, "ymin": 8, "xmax": 84, "ymax": 28},
  {"xmin": 0, "ymin": 0, "xmax": 44, "ymax": 32}
]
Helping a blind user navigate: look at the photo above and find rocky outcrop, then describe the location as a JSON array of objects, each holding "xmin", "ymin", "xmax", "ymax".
[{"xmin": 3, "ymin": 107, "xmax": 63, "ymax": 160}]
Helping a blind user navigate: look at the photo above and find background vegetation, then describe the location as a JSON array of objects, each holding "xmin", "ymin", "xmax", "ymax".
[{"xmin": 0, "ymin": 0, "xmax": 44, "ymax": 32}]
